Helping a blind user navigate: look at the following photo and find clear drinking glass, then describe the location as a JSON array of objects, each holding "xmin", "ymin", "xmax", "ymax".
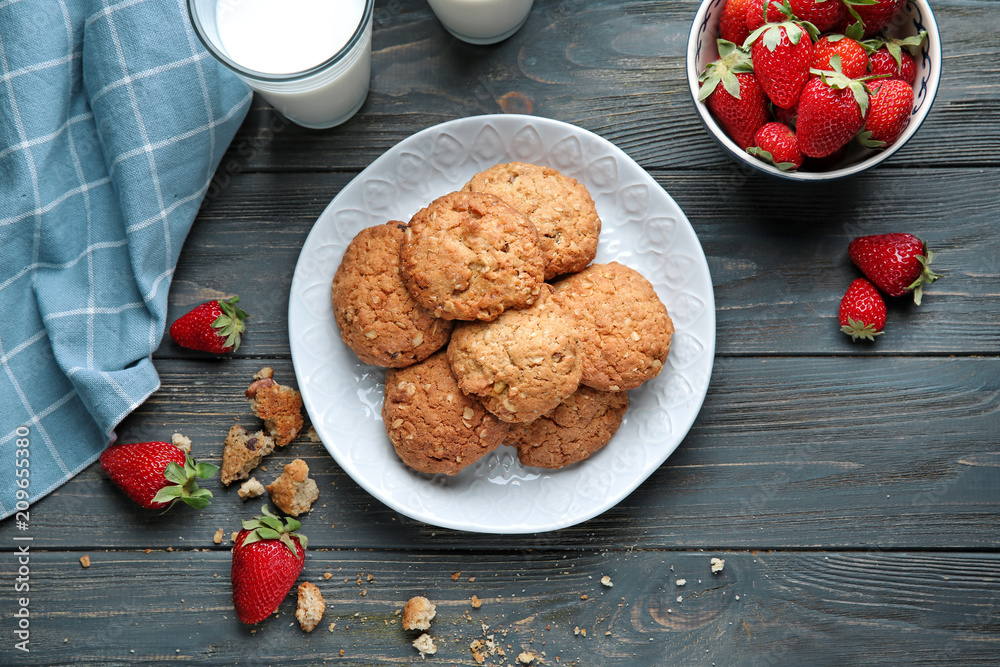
[
  {"xmin": 187, "ymin": 0, "xmax": 375, "ymax": 129},
  {"xmin": 426, "ymin": 0, "xmax": 534, "ymax": 45}
]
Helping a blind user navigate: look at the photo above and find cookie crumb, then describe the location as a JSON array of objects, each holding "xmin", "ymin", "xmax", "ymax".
[
  {"xmin": 600, "ymin": 575, "xmax": 613, "ymax": 587},
  {"xmin": 213, "ymin": 529, "xmax": 223, "ymax": 544},
  {"xmin": 402, "ymin": 596, "xmax": 436, "ymax": 631},
  {"xmin": 238, "ymin": 477, "xmax": 265, "ymax": 500},
  {"xmin": 471, "ymin": 595, "xmax": 482, "ymax": 608},
  {"xmin": 452, "ymin": 572, "xmax": 461, "ymax": 580},
  {"xmin": 79, "ymin": 555, "xmax": 90, "ymax": 568},
  {"xmin": 676, "ymin": 578, "xmax": 687, "ymax": 586},
  {"xmin": 412, "ymin": 633, "xmax": 437, "ymax": 657},
  {"xmin": 171, "ymin": 433, "xmax": 192, "ymax": 454},
  {"xmin": 518, "ymin": 651, "xmax": 537, "ymax": 664},
  {"xmin": 711, "ymin": 557, "xmax": 725, "ymax": 574},
  {"xmin": 295, "ymin": 582, "xmax": 325, "ymax": 632},
  {"xmin": 324, "ymin": 572, "xmax": 333, "ymax": 580}
]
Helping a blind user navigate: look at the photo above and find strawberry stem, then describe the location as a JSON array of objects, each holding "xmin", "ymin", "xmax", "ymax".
[
  {"xmin": 841, "ymin": 316, "xmax": 884, "ymax": 342},
  {"xmin": 152, "ymin": 453, "xmax": 218, "ymax": 511},
  {"xmin": 241, "ymin": 505, "xmax": 308, "ymax": 554},
  {"xmin": 212, "ymin": 296, "xmax": 249, "ymax": 352},
  {"xmin": 908, "ymin": 246, "xmax": 943, "ymax": 306}
]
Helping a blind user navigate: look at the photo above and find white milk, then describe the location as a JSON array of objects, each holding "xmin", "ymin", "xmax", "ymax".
[
  {"xmin": 208, "ymin": 0, "xmax": 372, "ymax": 128},
  {"xmin": 427, "ymin": 0, "xmax": 534, "ymax": 44}
]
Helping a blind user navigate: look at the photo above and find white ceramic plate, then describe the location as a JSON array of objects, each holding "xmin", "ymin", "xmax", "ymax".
[{"xmin": 288, "ymin": 114, "xmax": 715, "ymax": 533}]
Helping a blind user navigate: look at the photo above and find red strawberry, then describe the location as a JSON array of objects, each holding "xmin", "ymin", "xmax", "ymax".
[
  {"xmin": 869, "ymin": 47, "xmax": 916, "ymax": 84},
  {"xmin": 747, "ymin": 122, "xmax": 804, "ymax": 170},
  {"xmin": 720, "ymin": 0, "xmax": 754, "ymax": 47},
  {"xmin": 169, "ymin": 295, "xmax": 248, "ymax": 353},
  {"xmin": 842, "ymin": 0, "xmax": 907, "ymax": 37},
  {"xmin": 231, "ymin": 506, "xmax": 307, "ymax": 624},
  {"xmin": 861, "ymin": 79, "xmax": 914, "ymax": 147},
  {"xmin": 839, "ymin": 278, "xmax": 886, "ymax": 341},
  {"xmin": 812, "ymin": 35, "xmax": 868, "ymax": 79},
  {"xmin": 796, "ymin": 64, "xmax": 870, "ymax": 158},
  {"xmin": 746, "ymin": 0, "xmax": 844, "ymax": 33},
  {"xmin": 848, "ymin": 233, "xmax": 942, "ymax": 304},
  {"xmin": 100, "ymin": 441, "xmax": 217, "ymax": 510},
  {"xmin": 698, "ymin": 40, "xmax": 770, "ymax": 150},
  {"xmin": 746, "ymin": 20, "xmax": 816, "ymax": 109}
]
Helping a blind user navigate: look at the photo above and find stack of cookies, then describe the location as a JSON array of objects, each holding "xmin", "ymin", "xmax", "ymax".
[{"xmin": 331, "ymin": 162, "xmax": 674, "ymax": 476}]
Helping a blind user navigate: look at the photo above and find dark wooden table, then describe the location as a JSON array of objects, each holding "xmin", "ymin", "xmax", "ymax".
[{"xmin": 4, "ymin": 1, "xmax": 998, "ymax": 664}]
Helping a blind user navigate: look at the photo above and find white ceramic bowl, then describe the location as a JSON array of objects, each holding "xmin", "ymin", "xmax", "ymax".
[{"xmin": 686, "ymin": 0, "xmax": 942, "ymax": 181}]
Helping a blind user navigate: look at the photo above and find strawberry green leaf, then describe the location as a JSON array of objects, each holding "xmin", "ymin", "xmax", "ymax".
[
  {"xmin": 259, "ymin": 515, "xmax": 284, "ymax": 532},
  {"xmin": 153, "ymin": 486, "xmax": 185, "ymax": 502},
  {"xmin": 195, "ymin": 462, "xmax": 219, "ymax": 479},
  {"xmin": 242, "ymin": 519, "xmax": 262, "ymax": 531},
  {"xmin": 841, "ymin": 317, "xmax": 884, "ymax": 342},
  {"xmin": 857, "ymin": 130, "xmax": 886, "ymax": 149},
  {"xmin": 180, "ymin": 496, "xmax": 212, "ymax": 510},
  {"xmin": 163, "ymin": 462, "xmax": 187, "ymax": 485},
  {"xmin": 211, "ymin": 296, "xmax": 248, "ymax": 352},
  {"xmin": 255, "ymin": 527, "xmax": 281, "ymax": 541},
  {"xmin": 908, "ymin": 248, "xmax": 943, "ymax": 306},
  {"xmin": 241, "ymin": 531, "xmax": 262, "ymax": 547},
  {"xmin": 844, "ymin": 22, "xmax": 865, "ymax": 42}
]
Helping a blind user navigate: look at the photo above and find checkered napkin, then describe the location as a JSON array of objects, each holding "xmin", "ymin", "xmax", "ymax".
[{"xmin": 0, "ymin": 0, "xmax": 251, "ymax": 518}]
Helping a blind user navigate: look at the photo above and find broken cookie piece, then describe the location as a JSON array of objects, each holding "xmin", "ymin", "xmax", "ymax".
[
  {"xmin": 237, "ymin": 477, "xmax": 265, "ymax": 500},
  {"xmin": 402, "ymin": 596, "xmax": 436, "ymax": 631},
  {"xmin": 295, "ymin": 582, "xmax": 326, "ymax": 632},
  {"xmin": 266, "ymin": 458, "xmax": 319, "ymax": 516},
  {"xmin": 412, "ymin": 633, "xmax": 437, "ymax": 658},
  {"xmin": 245, "ymin": 367, "xmax": 304, "ymax": 447},
  {"xmin": 171, "ymin": 432, "xmax": 192, "ymax": 454},
  {"xmin": 221, "ymin": 425, "xmax": 275, "ymax": 486}
]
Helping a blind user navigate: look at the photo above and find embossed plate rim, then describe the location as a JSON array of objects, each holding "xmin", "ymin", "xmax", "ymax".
[{"xmin": 288, "ymin": 114, "xmax": 716, "ymax": 534}]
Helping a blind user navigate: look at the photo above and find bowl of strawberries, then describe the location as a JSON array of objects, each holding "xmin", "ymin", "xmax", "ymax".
[{"xmin": 686, "ymin": 0, "xmax": 941, "ymax": 180}]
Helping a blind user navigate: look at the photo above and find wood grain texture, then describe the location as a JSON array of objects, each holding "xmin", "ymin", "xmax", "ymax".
[
  {"xmin": 170, "ymin": 168, "xmax": 1000, "ymax": 360},
  {"xmin": 214, "ymin": 0, "xmax": 1000, "ymax": 173},
  {"xmin": 7, "ymin": 550, "xmax": 998, "ymax": 665},
  {"xmin": 7, "ymin": 356, "xmax": 996, "ymax": 551},
  {"xmin": 2, "ymin": 0, "xmax": 997, "ymax": 664}
]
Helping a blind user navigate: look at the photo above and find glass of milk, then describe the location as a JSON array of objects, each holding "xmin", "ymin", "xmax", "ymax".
[
  {"xmin": 188, "ymin": 0, "xmax": 374, "ymax": 129},
  {"xmin": 427, "ymin": 0, "xmax": 535, "ymax": 45}
]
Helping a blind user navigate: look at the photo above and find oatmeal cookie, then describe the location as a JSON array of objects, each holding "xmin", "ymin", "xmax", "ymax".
[
  {"xmin": 463, "ymin": 162, "xmax": 600, "ymax": 279},
  {"xmin": 382, "ymin": 351, "xmax": 508, "ymax": 475},
  {"xmin": 553, "ymin": 262, "xmax": 673, "ymax": 391},
  {"xmin": 332, "ymin": 221, "xmax": 453, "ymax": 367},
  {"xmin": 399, "ymin": 191, "xmax": 544, "ymax": 321},
  {"xmin": 245, "ymin": 367, "xmax": 304, "ymax": 447},
  {"xmin": 447, "ymin": 286, "xmax": 582, "ymax": 423},
  {"xmin": 509, "ymin": 386, "xmax": 628, "ymax": 469}
]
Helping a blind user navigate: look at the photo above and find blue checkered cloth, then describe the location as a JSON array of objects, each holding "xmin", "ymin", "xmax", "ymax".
[{"xmin": 0, "ymin": 0, "xmax": 251, "ymax": 519}]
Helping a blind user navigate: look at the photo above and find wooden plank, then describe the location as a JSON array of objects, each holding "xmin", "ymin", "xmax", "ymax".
[
  {"xmin": 8, "ymin": 550, "xmax": 999, "ymax": 665},
  {"xmin": 167, "ymin": 168, "xmax": 1000, "ymax": 359},
  {"xmin": 10, "ymin": 356, "xmax": 997, "ymax": 551},
  {"xmin": 213, "ymin": 0, "xmax": 1000, "ymax": 173}
]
